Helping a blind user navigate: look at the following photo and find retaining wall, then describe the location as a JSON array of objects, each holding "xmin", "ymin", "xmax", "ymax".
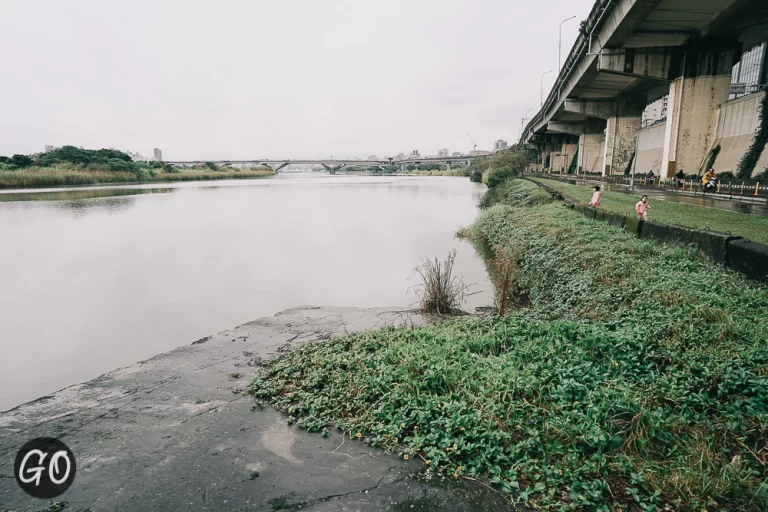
[
  {"xmin": 528, "ymin": 179, "xmax": 768, "ymax": 282},
  {"xmin": 710, "ymin": 92, "xmax": 768, "ymax": 177}
]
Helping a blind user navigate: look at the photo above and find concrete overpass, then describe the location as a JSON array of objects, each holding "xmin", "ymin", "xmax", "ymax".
[
  {"xmin": 165, "ymin": 156, "xmax": 481, "ymax": 174},
  {"xmin": 522, "ymin": 0, "xmax": 768, "ymax": 179}
]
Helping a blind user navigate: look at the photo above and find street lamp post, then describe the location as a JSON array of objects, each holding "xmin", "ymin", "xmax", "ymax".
[
  {"xmin": 559, "ymin": 16, "xmax": 577, "ymax": 72},
  {"xmin": 540, "ymin": 70, "xmax": 553, "ymax": 106},
  {"xmin": 520, "ymin": 107, "xmax": 538, "ymax": 141}
]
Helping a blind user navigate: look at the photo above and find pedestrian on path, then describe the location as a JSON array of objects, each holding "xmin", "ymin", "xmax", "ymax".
[
  {"xmin": 636, "ymin": 195, "xmax": 651, "ymax": 220},
  {"xmin": 589, "ymin": 185, "xmax": 602, "ymax": 207},
  {"xmin": 646, "ymin": 170, "xmax": 655, "ymax": 187}
]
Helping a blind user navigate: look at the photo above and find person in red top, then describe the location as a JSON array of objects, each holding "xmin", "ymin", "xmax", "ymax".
[{"xmin": 636, "ymin": 195, "xmax": 651, "ymax": 220}]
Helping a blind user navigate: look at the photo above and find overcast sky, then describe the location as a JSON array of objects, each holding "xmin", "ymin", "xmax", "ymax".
[{"xmin": 2, "ymin": 0, "xmax": 593, "ymax": 160}]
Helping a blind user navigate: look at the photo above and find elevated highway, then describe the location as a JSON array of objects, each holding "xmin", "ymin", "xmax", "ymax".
[{"xmin": 522, "ymin": 0, "xmax": 768, "ymax": 178}]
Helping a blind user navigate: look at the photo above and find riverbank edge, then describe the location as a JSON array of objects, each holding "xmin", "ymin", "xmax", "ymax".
[
  {"xmin": 526, "ymin": 177, "xmax": 768, "ymax": 282},
  {"xmin": 0, "ymin": 305, "xmax": 514, "ymax": 512}
]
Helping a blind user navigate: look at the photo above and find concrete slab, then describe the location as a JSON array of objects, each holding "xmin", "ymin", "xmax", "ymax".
[{"xmin": 0, "ymin": 306, "xmax": 515, "ymax": 512}]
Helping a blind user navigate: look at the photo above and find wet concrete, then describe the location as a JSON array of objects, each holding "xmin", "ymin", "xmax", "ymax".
[
  {"xmin": 541, "ymin": 176, "xmax": 768, "ymax": 217},
  {"xmin": 0, "ymin": 306, "xmax": 514, "ymax": 512}
]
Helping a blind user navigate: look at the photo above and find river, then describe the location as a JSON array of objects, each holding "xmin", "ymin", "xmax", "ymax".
[{"xmin": 0, "ymin": 173, "xmax": 493, "ymax": 410}]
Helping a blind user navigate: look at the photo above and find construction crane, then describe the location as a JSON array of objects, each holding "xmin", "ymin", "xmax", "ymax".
[{"xmin": 467, "ymin": 133, "xmax": 477, "ymax": 154}]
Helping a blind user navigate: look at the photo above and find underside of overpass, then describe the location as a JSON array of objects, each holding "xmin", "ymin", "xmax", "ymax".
[{"xmin": 524, "ymin": 0, "xmax": 768, "ymax": 179}]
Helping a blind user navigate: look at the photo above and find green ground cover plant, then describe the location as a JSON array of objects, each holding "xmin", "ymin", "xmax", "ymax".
[
  {"xmin": 252, "ymin": 178, "xmax": 768, "ymax": 510},
  {"xmin": 532, "ymin": 177, "xmax": 768, "ymax": 245}
]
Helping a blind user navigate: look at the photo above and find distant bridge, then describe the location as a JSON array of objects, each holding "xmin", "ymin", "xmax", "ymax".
[{"xmin": 165, "ymin": 156, "xmax": 485, "ymax": 174}]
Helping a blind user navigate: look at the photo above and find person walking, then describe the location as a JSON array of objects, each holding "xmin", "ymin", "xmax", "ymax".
[
  {"xmin": 589, "ymin": 185, "xmax": 603, "ymax": 207},
  {"xmin": 636, "ymin": 195, "xmax": 651, "ymax": 220}
]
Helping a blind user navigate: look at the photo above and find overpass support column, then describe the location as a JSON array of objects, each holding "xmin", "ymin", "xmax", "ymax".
[
  {"xmin": 661, "ymin": 74, "xmax": 732, "ymax": 180},
  {"xmin": 602, "ymin": 116, "xmax": 641, "ymax": 176},
  {"xmin": 578, "ymin": 131, "xmax": 606, "ymax": 175}
]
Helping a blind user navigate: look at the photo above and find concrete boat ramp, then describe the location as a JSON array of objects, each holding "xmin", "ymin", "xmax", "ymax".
[{"xmin": 1, "ymin": 306, "xmax": 513, "ymax": 512}]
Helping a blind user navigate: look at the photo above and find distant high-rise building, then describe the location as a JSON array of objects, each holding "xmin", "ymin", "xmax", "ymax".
[
  {"xmin": 470, "ymin": 150, "xmax": 493, "ymax": 157},
  {"xmin": 411, "ymin": 150, "xmax": 420, "ymax": 158},
  {"xmin": 153, "ymin": 148, "xmax": 163, "ymax": 161},
  {"xmin": 127, "ymin": 151, "xmax": 150, "ymax": 162},
  {"xmin": 44, "ymin": 145, "xmax": 54, "ymax": 152},
  {"xmin": 437, "ymin": 148, "xmax": 449, "ymax": 158},
  {"xmin": 493, "ymin": 140, "xmax": 508, "ymax": 152},
  {"xmin": 642, "ymin": 96, "xmax": 669, "ymax": 125}
]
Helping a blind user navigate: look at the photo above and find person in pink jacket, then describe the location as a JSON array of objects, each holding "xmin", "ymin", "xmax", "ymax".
[
  {"xmin": 589, "ymin": 185, "xmax": 602, "ymax": 207},
  {"xmin": 636, "ymin": 195, "xmax": 651, "ymax": 220}
]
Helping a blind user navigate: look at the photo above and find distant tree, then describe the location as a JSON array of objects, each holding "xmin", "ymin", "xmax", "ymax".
[
  {"xmin": 0, "ymin": 156, "xmax": 10, "ymax": 164},
  {"xmin": 34, "ymin": 146, "xmax": 133, "ymax": 167},
  {"xmin": 10, "ymin": 154, "xmax": 34, "ymax": 168},
  {"xmin": 105, "ymin": 158, "xmax": 135, "ymax": 172}
]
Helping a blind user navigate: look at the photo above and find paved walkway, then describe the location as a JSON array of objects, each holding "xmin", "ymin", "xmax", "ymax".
[
  {"xmin": 1, "ymin": 306, "xmax": 514, "ymax": 512},
  {"xmin": 534, "ymin": 175, "xmax": 768, "ymax": 217}
]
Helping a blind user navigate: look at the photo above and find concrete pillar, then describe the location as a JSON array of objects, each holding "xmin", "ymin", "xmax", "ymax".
[
  {"xmin": 602, "ymin": 116, "xmax": 641, "ymax": 176},
  {"xmin": 578, "ymin": 133, "xmax": 605, "ymax": 174},
  {"xmin": 661, "ymin": 74, "xmax": 732, "ymax": 179}
]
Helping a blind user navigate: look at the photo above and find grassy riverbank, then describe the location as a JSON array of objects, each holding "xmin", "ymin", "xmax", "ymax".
[
  {"xmin": 532, "ymin": 177, "xmax": 768, "ymax": 245},
  {"xmin": 251, "ymin": 178, "xmax": 768, "ymax": 510},
  {"xmin": 0, "ymin": 165, "xmax": 275, "ymax": 189}
]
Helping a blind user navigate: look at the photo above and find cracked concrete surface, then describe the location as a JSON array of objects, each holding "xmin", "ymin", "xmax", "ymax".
[{"xmin": 0, "ymin": 306, "xmax": 514, "ymax": 511}]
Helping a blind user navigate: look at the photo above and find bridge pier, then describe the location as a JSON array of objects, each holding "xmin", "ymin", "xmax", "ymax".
[
  {"xmin": 261, "ymin": 162, "xmax": 290, "ymax": 174},
  {"xmin": 321, "ymin": 163, "xmax": 346, "ymax": 175}
]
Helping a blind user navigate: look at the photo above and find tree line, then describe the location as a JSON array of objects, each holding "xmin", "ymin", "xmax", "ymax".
[{"xmin": 0, "ymin": 146, "xmax": 174, "ymax": 173}]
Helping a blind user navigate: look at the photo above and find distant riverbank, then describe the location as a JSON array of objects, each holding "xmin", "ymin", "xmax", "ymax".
[{"xmin": 0, "ymin": 165, "xmax": 275, "ymax": 189}]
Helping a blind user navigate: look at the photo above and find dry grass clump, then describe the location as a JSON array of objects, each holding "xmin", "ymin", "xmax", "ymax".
[{"xmin": 413, "ymin": 250, "xmax": 469, "ymax": 315}]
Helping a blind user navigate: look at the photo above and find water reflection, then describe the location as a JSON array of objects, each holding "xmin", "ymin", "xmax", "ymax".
[{"xmin": 0, "ymin": 186, "xmax": 178, "ymax": 202}]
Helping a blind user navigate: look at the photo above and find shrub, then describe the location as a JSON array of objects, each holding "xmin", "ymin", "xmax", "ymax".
[
  {"xmin": 469, "ymin": 170, "xmax": 483, "ymax": 183},
  {"xmin": 753, "ymin": 168, "xmax": 768, "ymax": 183},
  {"xmin": 486, "ymin": 166, "xmax": 518, "ymax": 188},
  {"xmin": 106, "ymin": 158, "xmax": 135, "ymax": 172}
]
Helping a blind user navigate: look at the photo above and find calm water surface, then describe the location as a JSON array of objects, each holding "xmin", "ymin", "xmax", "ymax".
[{"xmin": 0, "ymin": 174, "xmax": 492, "ymax": 410}]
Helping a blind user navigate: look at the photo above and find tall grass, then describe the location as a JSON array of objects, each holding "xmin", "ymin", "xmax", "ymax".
[
  {"xmin": 0, "ymin": 165, "xmax": 275, "ymax": 189},
  {"xmin": 413, "ymin": 250, "xmax": 468, "ymax": 315}
]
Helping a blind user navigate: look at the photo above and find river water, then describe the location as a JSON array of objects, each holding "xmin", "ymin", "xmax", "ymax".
[{"xmin": 0, "ymin": 174, "xmax": 493, "ymax": 410}]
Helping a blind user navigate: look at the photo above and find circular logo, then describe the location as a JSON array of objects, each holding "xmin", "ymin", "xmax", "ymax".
[{"xmin": 14, "ymin": 438, "xmax": 76, "ymax": 499}]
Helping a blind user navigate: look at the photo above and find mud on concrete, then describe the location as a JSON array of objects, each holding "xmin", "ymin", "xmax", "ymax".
[{"xmin": 0, "ymin": 306, "xmax": 515, "ymax": 511}]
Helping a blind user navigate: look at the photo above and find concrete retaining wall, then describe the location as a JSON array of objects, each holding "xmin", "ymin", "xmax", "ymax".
[
  {"xmin": 528, "ymin": 179, "xmax": 768, "ymax": 282},
  {"xmin": 711, "ymin": 92, "xmax": 768, "ymax": 177},
  {"xmin": 635, "ymin": 121, "xmax": 666, "ymax": 175}
]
